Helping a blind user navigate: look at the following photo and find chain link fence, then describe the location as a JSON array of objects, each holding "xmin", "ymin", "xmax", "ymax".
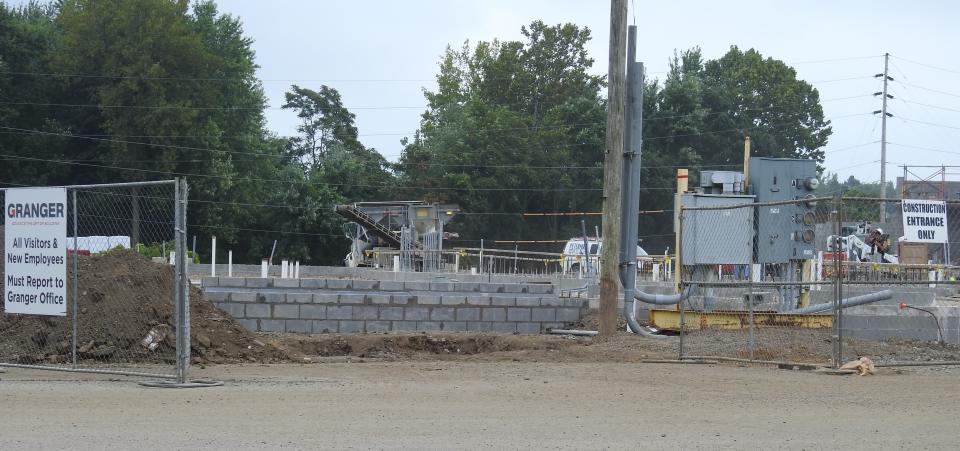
[
  {"xmin": 676, "ymin": 196, "xmax": 960, "ymax": 366},
  {"xmin": 1, "ymin": 180, "xmax": 190, "ymax": 380}
]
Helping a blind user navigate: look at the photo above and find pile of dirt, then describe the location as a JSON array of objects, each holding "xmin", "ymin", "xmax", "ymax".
[{"xmin": 0, "ymin": 249, "xmax": 288, "ymax": 364}]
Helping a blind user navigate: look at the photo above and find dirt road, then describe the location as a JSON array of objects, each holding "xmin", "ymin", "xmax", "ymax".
[{"xmin": 0, "ymin": 362, "xmax": 957, "ymax": 450}]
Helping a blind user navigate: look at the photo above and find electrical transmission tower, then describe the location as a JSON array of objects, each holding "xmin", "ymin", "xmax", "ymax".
[{"xmin": 874, "ymin": 52, "xmax": 894, "ymax": 222}]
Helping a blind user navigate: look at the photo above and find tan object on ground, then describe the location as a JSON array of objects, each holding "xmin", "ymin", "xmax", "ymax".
[{"xmin": 840, "ymin": 357, "xmax": 876, "ymax": 376}]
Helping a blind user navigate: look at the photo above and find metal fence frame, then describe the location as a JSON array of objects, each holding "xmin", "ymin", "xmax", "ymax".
[{"xmin": 0, "ymin": 179, "xmax": 190, "ymax": 381}]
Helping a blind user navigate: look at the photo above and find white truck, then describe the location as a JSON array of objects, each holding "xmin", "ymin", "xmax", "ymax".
[{"xmin": 560, "ymin": 238, "xmax": 647, "ymax": 274}]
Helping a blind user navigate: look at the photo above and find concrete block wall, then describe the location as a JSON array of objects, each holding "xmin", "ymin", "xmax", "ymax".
[
  {"xmin": 202, "ymin": 277, "xmax": 588, "ymax": 334},
  {"xmin": 841, "ymin": 305, "xmax": 960, "ymax": 345}
]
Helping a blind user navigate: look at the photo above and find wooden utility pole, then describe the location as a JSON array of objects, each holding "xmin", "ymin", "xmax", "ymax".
[{"xmin": 599, "ymin": 0, "xmax": 628, "ymax": 336}]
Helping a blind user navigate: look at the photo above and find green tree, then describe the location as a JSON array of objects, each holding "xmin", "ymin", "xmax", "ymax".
[{"xmin": 398, "ymin": 21, "xmax": 607, "ymax": 248}]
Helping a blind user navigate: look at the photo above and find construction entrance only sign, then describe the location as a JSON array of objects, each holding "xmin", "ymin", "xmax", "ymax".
[
  {"xmin": 901, "ymin": 199, "xmax": 949, "ymax": 243},
  {"xmin": 4, "ymin": 187, "xmax": 68, "ymax": 316}
]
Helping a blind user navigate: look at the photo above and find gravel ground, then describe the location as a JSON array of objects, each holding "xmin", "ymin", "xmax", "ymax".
[{"xmin": 0, "ymin": 362, "xmax": 957, "ymax": 450}]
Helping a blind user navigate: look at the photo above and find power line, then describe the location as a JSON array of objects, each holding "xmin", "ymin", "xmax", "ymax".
[
  {"xmin": 890, "ymin": 55, "xmax": 960, "ymax": 77},
  {"xmin": 0, "ymin": 152, "xmax": 618, "ymax": 192},
  {"xmin": 897, "ymin": 81, "xmax": 960, "ymax": 99},
  {"xmin": 897, "ymin": 116, "xmax": 960, "ymax": 131},
  {"xmin": 887, "ymin": 142, "xmax": 960, "ymax": 155}
]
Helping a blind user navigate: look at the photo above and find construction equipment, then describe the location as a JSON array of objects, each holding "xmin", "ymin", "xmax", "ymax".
[{"xmin": 336, "ymin": 201, "xmax": 459, "ymax": 270}]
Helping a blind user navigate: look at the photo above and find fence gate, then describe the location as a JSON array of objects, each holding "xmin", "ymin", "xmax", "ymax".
[{"xmin": 0, "ymin": 179, "xmax": 190, "ymax": 381}]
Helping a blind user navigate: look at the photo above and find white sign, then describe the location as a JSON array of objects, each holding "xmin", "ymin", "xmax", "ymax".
[
  {"xmin": 901, "ymin": 199, "xmax": 949, "ymax": 243},
  {"xmin": 4, "ymin": 188, "xmax": 68, "ymax": 316}
]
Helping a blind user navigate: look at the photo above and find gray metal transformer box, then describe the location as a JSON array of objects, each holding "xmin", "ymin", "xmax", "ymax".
[
  {"xmin": 748, "ymin": 157, "xmax": 819, "ymax": 263},
  {"xmin": 680, "ymin": 193, "xmax": 756, "ymax": 265}
]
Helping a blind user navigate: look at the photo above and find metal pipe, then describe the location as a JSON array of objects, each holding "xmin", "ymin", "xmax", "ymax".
[
  {"xmin": 548, "ymin": 329, "xmax": 599, "ymax": 337},
  {"xmin": 634, "ymin": 284, "xmax": 695, "ymax": 305},
  {"xmin": 784, "ymin": 290, "xmax": 893, "ymax": 314}
]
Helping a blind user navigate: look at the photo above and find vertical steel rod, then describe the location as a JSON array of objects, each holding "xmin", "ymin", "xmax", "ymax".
[{"xmin": 71, "ymin": 189, "xmax": 79, "ymax": 366}]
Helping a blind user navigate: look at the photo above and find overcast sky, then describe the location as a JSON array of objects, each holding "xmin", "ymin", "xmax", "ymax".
[{"xmin": 208, "ymin": 0, "xmax": 959, "ymax": 185}]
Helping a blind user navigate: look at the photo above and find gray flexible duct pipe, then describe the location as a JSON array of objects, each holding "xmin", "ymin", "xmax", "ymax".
[
  {"xmin": 784, "ymin": 290, "xmax": 893, "ymax": 315},
  {"xmin": 635, "ymin": 284, "xmax": 695, "ymax": 305}
]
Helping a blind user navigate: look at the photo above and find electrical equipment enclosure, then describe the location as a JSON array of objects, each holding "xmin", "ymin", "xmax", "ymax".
[
  {"xmin": 748, "ymin": 157, "xmax": 819, "ymax": 263},
  {"xmin": 680, "ymin": 193, "xmax": 756, "ymax": 265}
]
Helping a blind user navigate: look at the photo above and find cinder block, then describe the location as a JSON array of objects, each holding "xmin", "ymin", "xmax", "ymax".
[
  {"xmin": 405, "ymin": 307, "xmax": 431, "ymax": 321},
  {"xmin": 392, "ymin": 295, "xmax": 416, "ymax": 305},
  {"xmin": 245, "ymin": 304, "xmax": 271, "ymax": 318},
  {"xmin": 539, "ymin": 297, "xmax": 563, "ymax": 307},
  {"xmin": 369, "ymin": 294, "xmax": 392, "ymax": 305},
  {"xmin": 467, "ymin": 322, "xmax": 492, "ymax": 332},
  {"xmin": 503, "ymin": 284, "xmax": 524, "ymax": 293},
  {"xmin": 563, "ymin": 299, "xmax": 588, "ymax": 308},
  {"xmin": 415, "ymin": 295, "xmax": 442, "ymax": 305},
  {"xmin": 490, "ymin": 296, "xmax": 516, "ymax": 306},
  {"xmin": 404, "ymin": 281, "xmax": 430, "ymax": 291},
  {"xmin": 353, "ymin": 280, "xmax": 379, "ymax": 290},
  {"xmin": 516, "ymin": 322, "xmax": 541, "ymax": 334},
  {"xmin": 507, "ymin": 308, "xmax": 531, "ymax": 322},
  {"xmin": 379, "ymin": 281, "xmax": 405, "ymax": 291},
  {"xmin": 216, "ymin": 302, "xmax": 245, "ymax": 318},
  {"xmin": 482, "ymin": 308, "xmax": 507, "ymax": 322},
  {"xmin": 300, "ymin": 278, "xmax": 326, "ymax": 289},
  {"xmin": 431, "ymin": 307, "xmax": 457, "ymax": 321},
  {"xmin": 238, "ymin": 319, "xmax": 258, "ymax": 331},
  {"xmin": 274, "ymin": 278, "xmax": 300, "ymax": 288},
  {"xmin": 392, "ymin": 321, "xmax": 418, "ymax": 332},
  {"xmin": 219, "ymin": 277, "xmax": 245, "ymax": 288},
  {"xmin": 300, "ymin": 304, "xmax": 326, "ymax": 320},
  {"xmin": 286, "ymin": 292, "xmax": 313, "ymax": 304},
  {"xmin": 531, "ymin": 308, "xmax": 557, "ymax": 322},
  {"xmin": 312, "ymin": 320, "xmax": 338, "ymax": 333},
  {"xmin": 443, "ymin": 321, "xmax": 467, "ymax": 331},
  {"xmin": 259, "ymin": 292, "xmax": 286, "ymax": 303},
  {"xmin": 313, "ymin": 293, "xmax": 339, "ymax": 304},
  {"xmin": 527, "ymin": 284, "xmax": 554, "ymax": 294},
  {"xmin": 204, "ymin": 291, "xmax": 230, "ymax": 302},
  {"xmin": 326, "ymin": 279, "xmax": 352, "ymax": 290},
  {"xmin": 541, "ymin": 323, "xmax": 565, "ymax": 331},
  {"xmin": 201, "ymin": 277, "xmax": 219, "ymax": 287},
  {"xmin": 430, "ymin": 282, "xmax": 455, "ymax": 292},
  {"xmin": 339, "ymin": 294, "xmax": 366, "ymax": 304},
  {"xmin": 245, "ymin": 278, "xmax": 271, "ymax": 288},
  {"xmin": 456, "ymin": 282, "xmax": 481, "ymax": 292},
  {"xmin": 327, "ymin": 306, "xmax": 353, "ymax": 320},
  {"xmin": 366, "ymin": 321, "xmax": 391, "ymax": 332},
  {"xmin": 272, "ymin": 304, "xmax": 300, "ymax": 319},
  {"xmin": 339, "ymin": 320, "xmax": 365, "ymax": 333},
  {"xmin": 229, "ymin": 292, "xmax": 256, "ymax": 303},
  {"xmin": 417, "ymin": 321, "xmax": 442, "ymax": 331},
  {"xmin": 259, "ymin": 319, "xmax": 285, "ymax": 332},
  {"xmin": 479, "ymin": 283, "xmax": 505, "ymax": 293},
  {"xmin": 456, "ymin": 308, "xmax": 481, "ymax": 321},
  {"xmin": 353, "ymin": 306, "xmax": 379, "ymax": 320},
  {"xmin": 492, "ymin": 322, "xmax": 517, "ymax": 333},
  {"xmin": 379, "ymin": 307, "xmax": 405, "ymax": 320},
  {"xmin": 441, "ymin": 295, "xmax": 466, "ymax": 305},
  {"xmin": 515, "ymin": 297, "xmax": 540, "ymax": 307},
  {"xmin": 285, "ymin": 320, "xmax": 311, "ymax": 333},
  {"xmin": 466, "ymin": 295, "xmax": 490, "ymax": 306},
  {"xmin": 556, "ymin": 308, "xmax": 581, "ymax": 322}
]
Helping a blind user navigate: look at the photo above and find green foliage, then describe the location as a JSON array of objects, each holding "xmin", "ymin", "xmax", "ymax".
[{"xmin": 398, "ymin": 21, "xmax": 607, "ymax": 249}]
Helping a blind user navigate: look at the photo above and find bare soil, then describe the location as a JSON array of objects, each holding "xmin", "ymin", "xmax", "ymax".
[
  {"xmin": 0, "ymin": 250, "xmax": 286, "ymax": 364},
  {"xmin": 1, "ymin": 362, "xmax": 958, "ymax": 450}
]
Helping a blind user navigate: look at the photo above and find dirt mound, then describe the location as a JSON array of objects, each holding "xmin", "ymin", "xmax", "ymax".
[
  {"xmin": 267, "ymin": 330, "xmax": 680, "ymax": 363},
  {"xmin": 0, "ymin": 249, "xmax": 288, "ymax": 364}
]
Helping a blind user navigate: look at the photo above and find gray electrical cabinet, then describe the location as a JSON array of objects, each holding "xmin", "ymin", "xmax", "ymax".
[
  {"xmin": 748, "ymin": 157, "xmax": 819, "ymax": 263},
  {"xmin": 680, "ymin": 193, "xmax": 756, "ymax": 265}
]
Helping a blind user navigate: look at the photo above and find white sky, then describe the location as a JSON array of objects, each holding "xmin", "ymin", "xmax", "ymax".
[{"xmin": 212, "ymin": 0, "xmax": 960, "ymax": 185}]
